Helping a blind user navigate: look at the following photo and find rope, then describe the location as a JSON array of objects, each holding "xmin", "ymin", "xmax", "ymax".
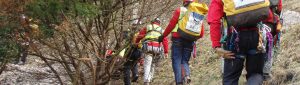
[
  {"xmin": 267, "ymin": 32, "xmax": 273, "ymax": 60},
  {"xmin": 228, "ymin": 27, "xmax": 238, "ymax": 51},
  {"xmin": 277, "ymin": 32, "xmax": 281, "ymax": 48},
  {"xmin": 232, "ymin": 28, "xmax": 240, "ymax": 53}
]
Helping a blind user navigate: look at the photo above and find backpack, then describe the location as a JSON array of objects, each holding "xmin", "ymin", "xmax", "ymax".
[
  {"xmin": 223, "ymin": 0, "xmax": 270, "ymax": 28},
  {"xmin": 143, "ymin": 24, "xmax": 163, "ymax": 42},
  {"xmin": 269, "ymin": 0, "xmax": 281, "ymax": 18},
  {"xmin": 177, "ymin": 2, "xmax": 208, "ymax": 41}
]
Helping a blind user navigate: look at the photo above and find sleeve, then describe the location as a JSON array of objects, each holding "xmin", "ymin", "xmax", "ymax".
[
  {"xmin": 135, "ymin": 27, "xmax": 147, "ymax": 43},
  {"xmin": 207, "ymin": 0, "xmax": 224, "ymax": 48},
  {"xmin": 199, "ymin": 24, "xmax": 205, "ymax": 38},
  {"xmin": 162, "ymin": 37, "xmax": 169, "ymax": 53},
  {"xmin": 278, "ymin": 0, "xmax": 282, "ymax": 13},
  {"xmin": 162, "ymin": 8, "xmax": 181, "ymax": 38}
]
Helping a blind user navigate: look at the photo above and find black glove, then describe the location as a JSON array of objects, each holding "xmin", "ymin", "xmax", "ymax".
[
  {"xmin": 131, "ymin": 43, "xmax": 138, "ymax": 48},
  {"xmin": 158, "ymin": 36, "xmax": 163, "ymax": 42}
]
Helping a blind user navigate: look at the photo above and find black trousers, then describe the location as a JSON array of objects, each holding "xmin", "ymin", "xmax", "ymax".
[
  {"xmin": 15, "ymin": 44, "xmax": 29, "ymax": 63},
  {"xmin": 123, "ymin": 48, "xmax": 142, "ymax": 85},
  {"xmin": 223, "ymin": 30, "xmax": 265, "ymax": 85}
]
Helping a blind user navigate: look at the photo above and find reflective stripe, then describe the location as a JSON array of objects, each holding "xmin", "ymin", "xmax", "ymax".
[
  {"xmin": 133, "ymin": 33, "xmax": 143, "ymax": 49},
  {"xmin": 144, "ymin": 24, "xmax": 163, "ymax": 40},
  {"xmin": 172, "ymin": 7, "xmax": 187, "ymax": 32}
]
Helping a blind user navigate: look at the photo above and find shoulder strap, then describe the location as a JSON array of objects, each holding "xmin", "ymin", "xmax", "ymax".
[{"xmin": 176, "ymin": 7, "xmax": 188, "ymax": 27}]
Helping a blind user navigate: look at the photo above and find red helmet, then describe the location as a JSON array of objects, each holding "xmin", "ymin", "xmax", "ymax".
[
  {"xmin": 183, "ymin": 0, "xmax": 194, "ymax": 6},
  {"xmin": 183, "ymin": 0, "xmax": 194, "ymax": 2}
]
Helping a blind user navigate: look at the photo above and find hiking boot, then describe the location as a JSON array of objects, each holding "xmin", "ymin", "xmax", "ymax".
[
  {"xmin": 132, "ymin": 76, "xmax": 139, "ymax": 82},
  {"xmin": 263, "ymin": 73, "xmax": 272, "ymax": 81},
  {"xmin": 144, "ymin": 82, "xmax": 150, "ymax": 85},
  {"xmin": 17, "ymin": 61, "xmax": 25, "ymax": 65},
  {"xmin": 177, "ymin": 82, "xmax": 183, "ymax": 85},
  {"xmin": 184, "ymin": 76, "xmax": 191, "ymax": 84},
  {"xmin": 13, "ymin": 61, "xmax": 19, "ymax": 64},
  {"xmin": 186, "ymin": 76, "xmax": 191, "ymax": 84}
]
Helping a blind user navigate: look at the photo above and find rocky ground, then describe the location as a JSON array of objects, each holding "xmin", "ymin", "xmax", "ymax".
[{"xmin": 0, "ymin": 56, "xmax": 71, "ymax": 85}]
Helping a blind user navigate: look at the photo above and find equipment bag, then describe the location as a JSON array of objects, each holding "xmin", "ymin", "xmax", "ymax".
[
  {"xmin": 270, "ymin": 0, "xmax": 279, "ymax": 7},
  {"xmin": 177, "ymin": 2, "xmax": 208, "ymax": 41},
  {"xmin": 223, "ymin": 0, "xmax": 270, "ymax": 28}
]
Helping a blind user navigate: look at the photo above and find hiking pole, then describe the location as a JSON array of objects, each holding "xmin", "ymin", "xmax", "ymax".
[
  {"xmin": 159, "ymin": 42, "xmax": 164, "ymax": 60},
  {"xmin": 277, "ymin": 8, "xmax": 284, "ymax": 49},
  {"xmin": 192, "ymin": 41, "xmax": 197, "ymax": 65}
]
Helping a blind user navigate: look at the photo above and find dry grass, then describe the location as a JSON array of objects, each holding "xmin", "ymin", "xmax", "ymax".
[{"xmin": 266, "ymin": 25, "xmax": 300, "ymax": 85}]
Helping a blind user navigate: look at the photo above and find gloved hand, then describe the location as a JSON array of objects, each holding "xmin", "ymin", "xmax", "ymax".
[
  {"xmin": 214, "ymin": 47, "xmax": 235, "ymax": 59},
  {"xmin": 131, "ymin": 43, "xmax": 139, "ymax": 48},
  {"xmin": 164, "ymin": 53, "xmax": 169, "ymax": 58},
  {"xmin": 158, "ymin": 35, "xmax": 164, "ymax": 42}
]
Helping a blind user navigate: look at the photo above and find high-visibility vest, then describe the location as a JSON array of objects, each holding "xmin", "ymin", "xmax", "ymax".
[
  {"xmin": 172, "ymin": 7, "xmax": 188, "ymax": 32},
  {"xmin": 144, "ymin": 24, "xmax": 163, "ymax": 41}
]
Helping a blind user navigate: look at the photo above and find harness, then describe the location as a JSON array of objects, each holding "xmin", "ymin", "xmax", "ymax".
[
  {"xmin": 143, "ymin": 24, "xmax": 163, "ymax": 41},
  {"xmin": 257, "ymin": 23, "xmax": 274, "ymax": 58},
  {"xmin": 220, "ymin": 18, "xmax": 240, "ymax": 54},
  {"xmin": 220, "ymin": 19, "xmax": 274, "ymax": 59},
  {"xmin": 142, "ymin": 24, "xmax": 163, "ymax": 55}
]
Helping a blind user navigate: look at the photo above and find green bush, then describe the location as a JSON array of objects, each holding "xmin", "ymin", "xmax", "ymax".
[
  {"xmin": 0, "ymin": 25, "xmax": 19, "ymax": 62},
  {"xmin": 25, "ymin": 0, "xmax": 99, "ymax": 38}
]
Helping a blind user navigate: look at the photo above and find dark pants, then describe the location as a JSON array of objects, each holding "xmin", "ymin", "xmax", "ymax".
[
  {"xmin": 123, "ymin": 48, "xmax": 142, "ymax": 85},
  {"xmin": 15, "ymin": 44, "xmax": 29, "ymax": 63},
  {"xmin": 171, "ymin": 38, "xmax": 194, "ymax": 84},
  {"xmin": 223, "ymin": 30, "xmax": 265, "ymax": 85}
]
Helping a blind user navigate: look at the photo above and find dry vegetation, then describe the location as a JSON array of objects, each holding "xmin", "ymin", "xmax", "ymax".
[
  {"xmin": 0, "ymin": 0, "xmax": 181, "ymax": 84},
  {"xmin": 268, "ymin": 24, "xmax": 300, "ymax": 85}
]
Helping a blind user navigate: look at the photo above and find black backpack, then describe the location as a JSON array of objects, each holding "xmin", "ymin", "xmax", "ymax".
[
  {"xmin": 270, "ymin": 0, "xmax": 280, "ymax": 8},
  {"xmin": 270, "ymin": 0, "xmax": 280, "ymax": 15}
]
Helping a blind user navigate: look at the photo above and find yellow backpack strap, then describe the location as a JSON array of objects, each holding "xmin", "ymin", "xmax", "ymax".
[{"xmin": 172, "ymin": 7, "xmax": 188, "ymax": 32}]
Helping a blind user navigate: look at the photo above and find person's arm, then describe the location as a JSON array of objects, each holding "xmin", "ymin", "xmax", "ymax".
[
  {"xmin": 162, "ymin": 8, "xmax": 181, "ymax": 38},
  {"xmin": 162, "ymin": 37, "xmax": 168, "ymax": 54},
  {"xmin": 199, "ymin": 24, "xmax": 205, "ymax": 38},
  {"xmin": 278, "ymin": 0, "xmax": 282, "ymax": 14},
  {"xmin": 207, "ymin": 0, "xmax": 224, "ymax": 48},
  {"xmin": 135, "ymin": 27, "xmax": 147, "ymax": 43}
]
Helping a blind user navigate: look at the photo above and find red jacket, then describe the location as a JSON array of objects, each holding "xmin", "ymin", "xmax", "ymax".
[
  {"xmin": 207, "ymin": 0, "xmax": 282, "ymax": 48},
  {"xmin": 162, "ymin": 7, "xmax": 205, "ymax": 39},
  {"xmin": 264, "ymin": 0, "xmax": 283, "ymax": 23},
  {"xmin": 105, "ymin": 50, "xmax": 113, "ymax": 57},
  {"xmin": 135, "ymin": 23, "xmax": 169, "ymax": 53}
]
